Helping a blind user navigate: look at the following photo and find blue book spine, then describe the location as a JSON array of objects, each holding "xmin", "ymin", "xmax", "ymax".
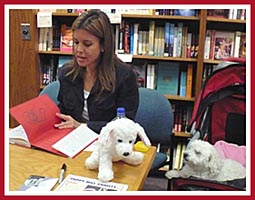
[
  {"xmin": 164, "ymin": 22, "xmax": 170, "ymax": 57},
  {"xmin": 179, "ymin": 71, "xmax": 187, "ymax": 97},
  {"xmin": 129, "ymin": 24, "xmax": 134, "ymax": 54},
  {"xmin": 169, "ymin": 23, "xmax": 175, "ymax": 57}
]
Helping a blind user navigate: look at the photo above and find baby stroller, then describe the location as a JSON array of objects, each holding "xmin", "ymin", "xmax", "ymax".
[{"xmin": 171, "ymin": 58, "xmax": 246, "ymax": 191}]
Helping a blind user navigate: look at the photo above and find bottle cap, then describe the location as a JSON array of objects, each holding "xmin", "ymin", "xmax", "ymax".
[{"xmin": 117, "ymin": 107, "xmax": 125, "ymax": 115}]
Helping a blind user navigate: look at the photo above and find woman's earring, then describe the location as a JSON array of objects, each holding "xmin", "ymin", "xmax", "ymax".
[{"xmin": 101, "ymin": 49, "xmax": 104, "ymax": 52}]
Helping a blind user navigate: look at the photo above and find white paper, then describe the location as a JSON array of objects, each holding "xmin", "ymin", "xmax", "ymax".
[
  {"xmin": 117, "ymin": 53, "xmax": 133, "ymax": 62},
  {"xmin": 52, "ymin": 124, "xmax": 98, "ymax": 158},
  {"xmin": 37, "ymin": 12, "xmax": 52, "ymax": 28},
  {"xmin": 106, "ymin": 13, "xmax": 122, "ymax": 24},
  {"xmin": 55, "ymin": 174, "xmax": 128, "ymax": 191},
  {"xmin": 83, "ymin": 140, "xmax": 97, "ymax": 152}
]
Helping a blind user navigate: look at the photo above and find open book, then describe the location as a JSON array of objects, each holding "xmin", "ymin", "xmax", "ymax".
[
  {"xmin": 9, "ymin": 94, "xmax": 98, "ymax": 158},
  {"xmin": 9, "ymin": 125, "xmax": 31, "ymax": 148}
]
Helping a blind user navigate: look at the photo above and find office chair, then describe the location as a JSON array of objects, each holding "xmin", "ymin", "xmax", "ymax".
[
  {"xmin": 39, "ymin": 81, "xmax": 60, "ymax": 105},
  {"xmin": 135, "ymin": 88, "xmax": 174, "ymax": 177}
]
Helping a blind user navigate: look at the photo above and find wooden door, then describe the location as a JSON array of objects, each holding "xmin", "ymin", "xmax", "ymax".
[{"xmin": 9, "ymin": 9, "xmax": 40, "ymax": 127}]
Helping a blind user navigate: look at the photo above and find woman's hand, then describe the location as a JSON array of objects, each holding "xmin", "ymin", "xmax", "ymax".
[{"xmin": 54, "ymin": 113, "xmax": 81, "ymax": 129}]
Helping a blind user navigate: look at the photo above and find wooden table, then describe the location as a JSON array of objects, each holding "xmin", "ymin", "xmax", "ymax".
[{"xmin": 9, "ymin": 144, "xmax": 156, "ymax": 191}]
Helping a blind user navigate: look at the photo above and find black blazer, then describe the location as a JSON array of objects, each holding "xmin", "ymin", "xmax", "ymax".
[{"xmin": 57, "ymin": 62, "xmax": 139, "ymax": 133}]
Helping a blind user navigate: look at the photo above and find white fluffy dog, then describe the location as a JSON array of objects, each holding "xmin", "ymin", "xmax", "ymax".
[
  {"xmin": 165, "ymin": 140, "xmax": 246, "ymax": 181},
  {"xmin": 85, "ymin": 118, "xmax": 151, "ymax": 182}
]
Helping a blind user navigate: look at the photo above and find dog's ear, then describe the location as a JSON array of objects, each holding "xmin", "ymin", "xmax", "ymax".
[
  {"xmin": 98, "ymin": 124, "xmax": 115, "ymax": 149},
  {"xmin": 135, "ymin": 123, "xmax": 151, "ymax": 147}
]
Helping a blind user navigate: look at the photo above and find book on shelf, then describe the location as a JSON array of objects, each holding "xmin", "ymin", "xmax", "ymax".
[
  {"xmin": 38, "ymin": 28, "xmax": 46, "ymax": 51},
  {"xmin": 132, "ymin": 23, "xmax": 139, "ymax": 55},
  {"xmin": 52, "ymin": 23, "xmax": 61, "ymax": 51},
  {"xmin": 153, "ymin": 26, "xmax": 164, "ymax": 56},
  {"xmin": 179, "ymin": 143, "xmax": 186, "ymax": 169},
  {"xmin": 175, "ymin": 22, "xmax": 183, "ymax": 57},
  {"xmin": 173, "ymin": 143, "xmax": 182, "ymax": 170},
  {"xmin": 190, "ymin": 33, "xmax": 199, "ymax": 58},
  {"xmin": 148, "ymin": 20, "xmax": 155, "ymax": 56},
  {"xmin": 179, "ymin": 70, "xmax": 187, "ymax": 97},
  {"xmin": 18, "ymin": 175, "xmax": 58, "ymax": 191},
  {"xmin": 142, "ymin": 30, "xmax": 148, "ymax": 56},
  {"xmin": 233, "ymin": 31, "xmax": 241, "ymax": 58},
  {"xmin": 213, "ymin": 30, "xmax": 235, "ymax": 60},
  {"xmin": 60, "ymin": 24, "xmax": 73, "ymax": 52},
  {"xmin": 156, "ymin": 62, "xmax": 180, "ymax": 95},
  {"xmin": 153, "ymin": 27, "xmax": 159, "ymax": 56},
  {"xmin": 118, "ymin": 20, "xmax": 125, "ymax": 54},
  {"xmin": 173, "ymin": 104, "xmax": 192, "ymax": 132},
  {"xmin": 172, "ymin": 26, "xmax": 178, "ymax": 57},
  {"xmin": 186, "ymin": 64, "xmax": 193, "ymax": 98},
  {"xmin": 9, "ymin": 94, "xmax": 98, "ymax": 158},
  {"xmin": 124, "ymin": 21, "xmax": 130, "ymax": 54},
  {"xmin": 114, "ymin": 24, "xmax": 120, "ymax": 54},
  {"xmin": 185, "ymin": 32, "xmax": 192, "ymax": 58},
  {"xmin": 38, "ymin": 27, "xmax": 53, "ymax": 51},
  {"xmin": 137, "ymin": 30, "xmax": 143, "ymax": 55},
  {"xmin": 239, "ymin": 32, "xmax": 246, "ymax": 58},
  {"xmin": 173, "ymin": 9, "xmax": 196, "ymax": 16},
  {"xmin": 164, "ymin": 22, "xmax": 170, "ymax": 57},
  {"xmin": 204, "ymin": 30, "xmax": 212, "ymax": 59},
  {"xmin": 169, "ymin": 23, "xmax": 175, "ymax": 57},
  {"xmin": 207, "ymin": 9, "xmax": 229, "ymax": 18},
  {"xmin": 181, "ymin": 26, "xmax": 188, "ymax": 58},
  {"xmin": 129, "ymin": 23, "xmax": 134, "ymax": 55},
  {"xmin": 146, "ymin": 64, "xmax": 156, "ymax": 89},
  {"xmin": 173, "ymin": 142, "xmax": 186, "ymax": 170},
  {"xmin": 55, "ymin": 174, "xmax": 128, "ymax": 191}
]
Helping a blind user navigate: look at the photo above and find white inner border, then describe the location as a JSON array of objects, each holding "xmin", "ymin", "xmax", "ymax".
[{"xmin": 4, "ymin": 4, "xmax": 251, "ymax": 196}]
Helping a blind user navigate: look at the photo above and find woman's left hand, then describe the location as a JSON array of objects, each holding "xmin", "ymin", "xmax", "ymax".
[{"xmin": 54, "ymin": 113, "xmax": 81, "ymax": 129}]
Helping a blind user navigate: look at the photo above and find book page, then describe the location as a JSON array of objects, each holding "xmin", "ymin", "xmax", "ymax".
[
  {"xmin": 52, "ymin": 124, "xmax": 98, "ymax": 158},
  {"xmin": 55, "ymin": 174, "xmax": 128, "ymax": 191},
  {"xmin": 9, "ymin": 125, "xmax": 31, "ymax": 148}
]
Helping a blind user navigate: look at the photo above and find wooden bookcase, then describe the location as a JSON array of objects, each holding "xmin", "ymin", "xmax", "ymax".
[
  {"xmin": 9, "ymin": 8, "xmax": 246, "ymax": 128},
  {"xmin": 34, "ymin": 9, "xmax": 246, "ymax": 131}
]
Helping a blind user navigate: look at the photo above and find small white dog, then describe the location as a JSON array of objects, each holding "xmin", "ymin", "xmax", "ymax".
[
  {"xmin": 85, "ymin": 118, "xmax": 151, "ymax": 182},
  {"xmin": 165, "ymin": 140, "xmax": 246, "ymax": 182}
]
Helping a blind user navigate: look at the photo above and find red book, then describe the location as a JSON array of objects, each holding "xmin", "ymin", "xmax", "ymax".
[
  {"xmin": 9, "ymin": 95, "xmax": 98, "ymax": 158},
  {"xmin": 10, "ymin": 95, "xmax": 73, "ymax": 156}
]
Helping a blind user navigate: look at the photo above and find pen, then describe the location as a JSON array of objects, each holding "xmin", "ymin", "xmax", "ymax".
[{"xmin": 58, "ymin": 163, "xmax": 67, "ymax": 184}]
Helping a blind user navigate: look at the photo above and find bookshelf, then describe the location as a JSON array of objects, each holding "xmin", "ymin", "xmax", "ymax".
[{"xmin": 34, "ymin": 8, "xmax": 246, "ymax": 132}]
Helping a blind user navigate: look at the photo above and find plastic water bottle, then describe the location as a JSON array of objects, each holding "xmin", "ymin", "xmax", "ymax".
[{"xmin": 113, "ymin": 107, "xmax": 126, "ymax": 120}]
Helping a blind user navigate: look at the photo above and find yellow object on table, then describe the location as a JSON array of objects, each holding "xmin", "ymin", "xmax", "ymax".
[{"xmin": 134, "ymin": 141, "xmax": 150, "ymax": 152}]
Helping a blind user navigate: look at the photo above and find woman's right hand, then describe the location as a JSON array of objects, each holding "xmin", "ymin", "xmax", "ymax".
[{"xmin": 54, "ymin": 113, "xmax": 81, "ymax": 129}]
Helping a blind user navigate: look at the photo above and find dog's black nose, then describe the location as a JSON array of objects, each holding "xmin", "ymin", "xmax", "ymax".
[{"xmin": 123, "ymin": 152, "xmax": 129, "ymax": 156}]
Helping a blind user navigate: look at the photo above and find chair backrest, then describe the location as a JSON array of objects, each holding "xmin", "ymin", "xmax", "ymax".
[
  {"xmin": 135, "ymin": 88, "xmax": 173, "ymax": 145},
  {"xmin": 39, "ymin": 81, "xmax": 60, "ymax": 105}
]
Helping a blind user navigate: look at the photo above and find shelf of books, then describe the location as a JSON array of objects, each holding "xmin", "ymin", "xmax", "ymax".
[{"xmin": 36, "ymin": 8, "xmax": 246, "ymax": 138}]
